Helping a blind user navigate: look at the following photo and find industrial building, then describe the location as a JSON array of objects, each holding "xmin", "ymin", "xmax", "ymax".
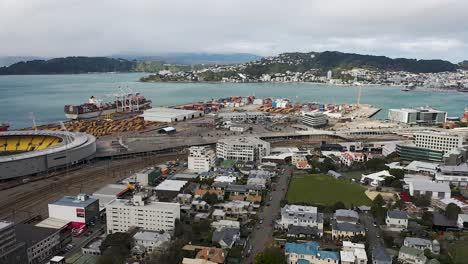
[
  {"xmin": 141, "ymin": 107, "xmax": 204, "ymax": 123},
  {"xmin": 48, "ymin": 194, "xmax": 99, "ymax": 226},
  {"xmin": 388, "ymin": 107, "xmax": 447, "ymax": 124},
  {"xmin": 188, "ymin": 146, "xmax": 216, "ymax": 173},
  {"xmin": 105, "ymin": 194, "xmax": 180, "ymax": 234},
  {"xmin": 301, "ymin": 112, "xmax": 328, "ymax": 127},
  {"xmin": 0, "ymin": 130, "xmax": 96, "ymax": 180},
  {"xmin": 217, "ymin": 112, "xmax": 266, "ymax": 121},
  {"xmin": 154, "ymin": 179, "xmax": 189, "ymax": 201},
  {"xmin": 216, "ymin": 137, "xmax": 270, "ymax": 162}
]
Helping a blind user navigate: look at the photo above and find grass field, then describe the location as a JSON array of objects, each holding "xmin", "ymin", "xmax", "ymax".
[
  {"xmin": 287, "ymin": 174, "xmax": 372, "ymax": 207},
  {"xmin": 449, "ymin": 240, "xmax": 468, "ymax": 264}
]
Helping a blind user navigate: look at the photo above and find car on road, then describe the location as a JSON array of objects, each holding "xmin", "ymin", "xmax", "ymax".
[
  {"xmin": 259, "ymin": 220, "xmax": 263, "ymax": 224},
  {"xmin": 373, "ymin": 222, "xmax": 377, "ymax": 227},
  {"xmin": 376, "ymin": 234, "xmax": 380, "ymax": 238},
  {"xmin": 269, "ymin": 196, "xmax": 272, "ymax": 201}
]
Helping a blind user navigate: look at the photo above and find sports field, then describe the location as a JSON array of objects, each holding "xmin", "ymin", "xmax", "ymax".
[{"xmin": 287, "ymin": 174, "xmax": 372, "ymax": 207}]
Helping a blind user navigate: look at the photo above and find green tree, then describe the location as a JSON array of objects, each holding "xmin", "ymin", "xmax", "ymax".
[
  {"xmin": 365, "ymin": 158, "xmax": 389, "ymax": 172},
  {"xmin": 371, "ymin": 194, "xmax": 387, "ymax": 224},
  {"xmin": 446, "ymin": 203, "xmax": 461, "ymax": 221},
  {"xmin": 413, "ymin": 194, "xmax": 431, "ymax": 207},
  {"xmin": 148, "ymin": 239, "xmax": 185, "ymax": 264},
  {"xmin": 97, "ymin": 232, "xmax": 132, "ymax": 264},
  {"xmin": 389, "ymin": 168, "xmax": 405, "ymax": 179},
  {"xmin": 333, "ymin": 201, "xmax": 346, "ymax": 210},
  {"xmin": 202, "ymin": 192, "xmax": 219, "ymax": 205},
  {"xmin": 254, "ymin": 247, "xmax": 287, "ymax": 264}
]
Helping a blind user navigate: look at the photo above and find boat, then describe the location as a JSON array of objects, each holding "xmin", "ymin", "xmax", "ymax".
[
  {"xmin": 0, "ymin": 122, "xmax": 9, "ymax": 131},
  {"xmin": 457, "ymin": 87, "xmax": 468, "ymax": 93},
  {"xmin": 401, "ymin": 83, "xmax": 415, "ymax": 91},
  {"xmin": 64, "ymin": 93, "xmax": 152, "ymax": 120}
]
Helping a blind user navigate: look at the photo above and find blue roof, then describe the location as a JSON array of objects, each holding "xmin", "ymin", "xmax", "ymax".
[
  {"xmin": 318, "ymin": 250, "xmax": 340, "ymax": 260},
  {"xmin": 285, "ymin": 241, "xmax": 340, "ymax": 261},
  {"xmin": 285, "ymin": 241, "xmax": 318, "ymax": 256}
]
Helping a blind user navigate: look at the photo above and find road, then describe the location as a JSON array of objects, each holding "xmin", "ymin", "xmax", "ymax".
[
  {"xmin": 242, "ymin": 166, "xmax": 291, "ymax": 264},
  {"xmin": 360, "ymin": 213, "xmax": 385, "ymax": 250}
]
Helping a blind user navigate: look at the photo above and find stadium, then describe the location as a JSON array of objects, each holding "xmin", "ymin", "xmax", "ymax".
[{"xmin": 0, "ymin": 130, "xmax": 96, "ymax": 180}]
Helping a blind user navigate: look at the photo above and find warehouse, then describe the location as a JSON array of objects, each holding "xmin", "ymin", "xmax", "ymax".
[{"xmin": 141, "ymin": 108, "xmax": 204, "ymax": 123}]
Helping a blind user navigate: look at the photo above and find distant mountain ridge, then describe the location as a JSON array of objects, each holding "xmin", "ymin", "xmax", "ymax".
[
  {"xmin": 243, "ymin": 51, "xmax": 458, "ymax": 76},
  {"xmin": 111, "ymin": 52, "xmax": 263, "ymax": 65},
  {"xmin": 0, "ymin": 57, "xmax": 136, "ymax": 75},
  {"xmin": 0, "ymin": 56, "xmax": 46, "ymax": 67}
]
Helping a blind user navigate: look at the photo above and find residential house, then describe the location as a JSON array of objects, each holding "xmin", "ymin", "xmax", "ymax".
[
  {"xmin": 285, "ymin": 241, "xmax": 340, "ymax": 264},
  {"xmin": 211, "ymin": 220, "xmax": 240, "ymax": 231},
  {"xmin": 133, "ymin": 231, "xmax": 171, "ymax": 254},
  {"xmin": 195, "ymin": 247, "xmax": 226, "ymax": 264},
  {"xmin": 407, "ymin": 180, "xmax": 451, "ymax": 199},
  {"xmin": 286, "ymin": 226, "xmax": 320, "ymax": 239},
  {"xmin": 360, "ymin": 171, "xmax": 393, "ymax": 187},
  {"xmin": 398, "ymin": 246, "xmax": 427, "ymax": 264},
  {"xmin": 279, "ymin": 205, "xmax": 324, "ymax": 236},
  {"xmin": 372, "ymin": 246, "xmax": 392, "ymax": 264},
  {"xmin": 340, "ymin": 152, "xmax": 367, "ymax": 167},
  {"xmin": 331, "ymin": 221, "xmax": 365, "ymax": 240},
  {"xmin": 334, "ymin": 209, "xmax": 359, "ymax": 224},
  {"xmin": 385, "ymin": 210, "xmax": 408, "ymax": 231},
  {"xmin": 340, "ymin": 241, "xmax": 367, "ymax": 264},
  {"xmin": 182, "ymin": 258, "xmax": 217, "ymax": 264},
  {"xmin": 403, "ymin": 237, "xmax": 436, "ymax": 253},
  {"xmin": 212, "ymin": 227, "xmax": 240, "ymax": 248}
]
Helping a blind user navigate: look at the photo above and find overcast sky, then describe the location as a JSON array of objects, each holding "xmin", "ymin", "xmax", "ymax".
[{"xmin": 1, "ymin": 0, "xmax": 467, "ymax": 62}]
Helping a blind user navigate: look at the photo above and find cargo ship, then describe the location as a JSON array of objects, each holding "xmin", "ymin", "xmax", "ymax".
[
  {"xmin": 64, "ymin": 93, "xmax": 152, "ymax": 119},
  {"xmin": 0, "ymin": 122, "xmax": 9, "ymax": 131}
]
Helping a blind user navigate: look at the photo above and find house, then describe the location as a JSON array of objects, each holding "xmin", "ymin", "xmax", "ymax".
[
  {"xmin": 195, "ymin": 247, "xmax": 226, "ymax": 264},
  {"xmin": 133, "ymin": 231, "xmax": 171, "ymax": 254},
  {"xmin": 211, "ymin": 220, "xmax": 240, "ymax": 231},
  {"xmin": 360, "ymin": 170, "xmax": 393, "ymax": 187},
  {"xmin": 182, "ymin": 258, "xmax": 217, "ymax": 264},
  {"xmin": 340, "ymin": 241, "xmax": 367, "ymax": 264},
  {"xmin": 403, "ymin": 237, "xmax": 435, "ymax": 253},
  {"xmin": 407, "ymin": 180, "xmax": 451, "ymax": 199},
  {"xmin": 340, "ymin": 152, "xmax": 367, "ymax": 166},
  {"xmin": 191, "ymin": 200, "xmax": 211, "ymax": 211},
  {"xmin": 214, "ymin": 201, "xmax": 253, "ymax": 221},
  {"xmin": 246, "ymin": 177, "xmax": 267, "ymax": 189},
  {"xmin": 213, "ymin": 176, "xmax": 237, "ymax": 184},
  {"xmin": 296, "ymin": 161, "xmax": 312, "ymax": 170},
  {"xmin": 386, "ymin": 210, "xmax": 408, "ymax": 231},
  {"xmin": 286, "ymin": 225, "xmax": 320, "ymax": 239},
  {"xmin": 194, "ymin": 188, "xmax": 224, "ymax": 201},
  {"xmin": 225, "ymin": 184, "xmax": 262, "ymax": 196},
  {"xmin": 279, "ymin": 205, "xmax": 324, "ymax": 236},
  {"xmin": 457, "ymin": 213, "xmax": 468, "ymax": 229},
  {"xmin": 372, "ymin": 246, "xmax": 392, "ymax": 264},
  {"xmin": 331, "ymin": 221, "xmax": 365, "ymax": 240},
  {"xmin": 432, "ymin": 213, "xmax": 458, "ymax": 231},
  {"xmin": 285, "ymin": 241, "xmax": 340, "ymax": 264},
  {"xmin": 334, "ymin": 209, "xmax": 359, "ymax": 224},
  {"xmin": 212, "ymin": 227, "xmax": 240, "ymax": 248},
  {"xmin": 398, "ymin": 246, "xmax": 427, "ymax": 264}
]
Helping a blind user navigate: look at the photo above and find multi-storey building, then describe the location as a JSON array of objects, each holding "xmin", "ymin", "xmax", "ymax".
[
  {"xmin": 15, "ymin": 224, "xmax": 61, "ymax": 264},
  {"xmin": 216, "ymin": 137, "xmax": 270, "ymax": 162},
  {"xmin": 0, "ymin": 221, "xmax": 27, "ymax": 264},
  {"xmin": 302, "ymin": 112, "xmax": 328, "ymax": 127},
  {"xmin": 279, "ymin": 205, "xmax": 324, "ymax": 236},
  {"xmin": 413, "ymin": 132, "xmax": 464, "ymax": 152},
  {"xmin": 388, "ymin": 108, "xmax": 446, "ymax": 124},
  {"xmin": 188, "ymin": 146, "xmax": 216, "ymax": 173},
  {"xmin": 105, "ymin": 194, "xmax": 180, "ymax": 234}
]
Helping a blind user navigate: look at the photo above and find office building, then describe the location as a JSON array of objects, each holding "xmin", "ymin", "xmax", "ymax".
[
  {"xmin": 388, "ymin": 107, "xmax": 447, "ymax": 124},
  {"xmin": 0, "ymin": 221, "xmax": 27, "ymax": 264},
  {"xmin": 413, "ymin": 132, "xmax": 464, "ymax": 152},
  {"xmin": 48, "ymin": 194, "xmax": 99, "ymax": 225},
  {"xmin": 302, "ymin": 112, "xmax": 328, "ymax": 127},
  {"xmin": 15, "ymin": 224, "xmax": 61, "ymax": 264},
  {"xmin": 216, "ymin": 137, "xmax": 270, "ymax": 162},
  {"xmin": 188, "ymin": 146, "xmax": 216, "ymax": 173},
  {"xmin": 105, "ymin": 194, "xmax": 180, "ymax": 234}
]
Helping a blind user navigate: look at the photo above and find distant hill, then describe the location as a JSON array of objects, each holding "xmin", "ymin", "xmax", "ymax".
[
  {"xmin": 244, "ymin": 51, "xmax": 458, "ymax": 76},
  {"xmin": 112, "ymin": 52, "xmax": 263, "ymax": 65},
  {"xmin": 459, "ymin": 60, "xmax": 468, "ymax": 70},
  {"xmin": 0, "ymin": 57, "xmax": 136, "ymax": 75},
  {"xmin": 0, "ymin": 56, "xmax": 46, "ymax": 67}
]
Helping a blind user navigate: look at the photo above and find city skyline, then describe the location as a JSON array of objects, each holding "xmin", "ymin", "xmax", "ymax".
[{"xmin": 1, "ymin": 0, "xmax": 467, "ymax": 62}]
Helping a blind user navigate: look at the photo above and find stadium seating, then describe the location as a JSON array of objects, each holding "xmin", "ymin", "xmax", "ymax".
[{"xmin": 0, "ymin": 136, "xmax": 62, "ymax": 153}]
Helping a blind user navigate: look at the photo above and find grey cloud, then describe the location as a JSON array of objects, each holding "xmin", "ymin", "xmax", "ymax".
[{"xmin": 0, "ymin": 0, "xmax": 467, "ymax": 62}]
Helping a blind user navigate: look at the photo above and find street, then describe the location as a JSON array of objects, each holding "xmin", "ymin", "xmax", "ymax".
[
  {"xmin": 360, "ymin": 213, "xmax": 384, "ymax": 251},
  {"xmin": 242, "ymin": 166, "xmax": 291, "ymax": 264}
]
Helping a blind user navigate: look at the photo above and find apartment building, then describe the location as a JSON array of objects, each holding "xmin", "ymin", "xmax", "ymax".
[
  {"xmin": 216, "ymin": 137, "xmax": 270, "ymax": 162},
  {"xmin": 301, "ymin": 112, "xmax": 328, "ymax": 127},
  {"xmin": 413, "ymin": 132, "xmax": 464, "ymax": 152},
  {"xmin": 105, "ymin": 194, "xmax": 180, "ymax": 234},
  {"xmin": 279, "ymin": 205, "xmax": 324, "ymax": 236},
  {"xmin": 188, "ymin": 146, "xmax": 216, "ymax": 173}
]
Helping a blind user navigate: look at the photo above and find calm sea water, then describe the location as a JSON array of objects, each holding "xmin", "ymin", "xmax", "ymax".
[{"xmin": 1, "ymin": 73, "xmax": 467, "ymax": 129}]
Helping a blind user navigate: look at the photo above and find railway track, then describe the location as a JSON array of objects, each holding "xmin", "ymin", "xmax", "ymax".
[{"xmin": 0, "ymin": 152, "xmax": 187, "ymax": 223}]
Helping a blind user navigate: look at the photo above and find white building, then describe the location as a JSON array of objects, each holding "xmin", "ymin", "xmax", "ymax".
[
  {"xmin": 302, "ymin": 112, "xmax": 328, "ymax": 127},
  {"xmin": 360, "ymin": 170, "xmax": 393, "ymax": 187},
  {"xmin": 388, "ymin": 108, "xmax": 446, "ymax": 124},
  {"xmin": 279, "ymin": 205, "xmax": 324, "ymax": 236},
  {"xmin": 340, "ymin": 241, "xmax": 367, "ymax": 264},
  {"xmin": 133, "ymin": 231, "xmax": 171, "ymax": 253},
  {"xmin": 48, "ymin": 194, "xmax": 99, "ymax": 225},
  {"xmin": 457, "ymin": 214, "xmax": 468, "ymax": 229},
  {"xmin": 105, "ymin": 195, "xmax": 180, "ymax": 234},
  {"xmin": 291, "ymin": 151, "xmax": 310, "ymax": 166},
  {"xmin": 386, "ymin": 211, "xmax": 408, "ymax": 231},
  {"xmin": 188, "ymin": 146, "xmax": 216, "ymax": 173},
  {"xmin": 398, "ymin": 246, "xmax": 427, "ymax": 264},
  {"xmin": 407, "ymin": 180, "xmax": 451, "ymax": 199},
  {"xmin": 216, "ymin": 137, "xmax": 270, "ymax": 162},
  {"xmin": 413, "ymin": 132, "xmax": 464, "ymax": 152},
  {"xmin": 214, "ymin": 176, "xmax": 237, "ymax": 183},
  {"xmin": 435, "ymin": 163, "xmax": 468, "ymax": 186},
  {"xmin": 141, "ymin": 107, "xmax": 204, "ymax": 123},
  {"xmin": 340, "ymin": 152, "xmax": 367, "ymax": 167}
]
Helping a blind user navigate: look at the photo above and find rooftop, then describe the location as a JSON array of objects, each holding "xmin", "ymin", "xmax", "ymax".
[
  {"xmin": 133, "ymin": 231, "xmax": 171, "ymax": 242},
  {"xmin": 0, "ymin": 221, "xmax": 13, "ymax": 230},
  {"xmin": 387, "ymin": 210, "xmax": 409, "ymax": 220},
  {"xmin": 155, "ymin": 179, "xmax": 188, "ymax": 191},
  {"xmin": 410, "ymin": 181, "xmax": 451, "ymax": 193},
  {"xmin": 35, "ymin": 217, "xmax": 70, "ymax": 229},
  {"xmin": 50, "ymin": 194, "xmax": 97, "ymax": 208},
  {"xmin": 15, "ymin": 224, "xmax": 58, "ymax": 248}
]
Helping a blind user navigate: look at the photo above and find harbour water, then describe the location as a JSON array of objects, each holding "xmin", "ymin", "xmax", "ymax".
[{"xmin": 1, "ymin": 73, "xmax": 467, "ymax": 129}]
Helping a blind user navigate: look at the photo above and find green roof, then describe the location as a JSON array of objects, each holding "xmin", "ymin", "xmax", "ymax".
[{"xmin": 399, "ymin": 246, "xmax": 426, "ymax": 259}]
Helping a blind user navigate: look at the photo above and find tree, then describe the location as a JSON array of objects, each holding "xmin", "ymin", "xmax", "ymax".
[
  {"xmin": 148, "ymin": 239, "xmax": 185, "ymax": 264},
  {"xmin": 333, "ymin": 201, "xmax": 346, "ymax": 210},
  {"xmin": 365, "ymin": 158, "xmax": 389, "ymax": 172},
  {"xmin": 371, "ymin": 194, "xmax": 387, "ymax": 224},
  {"xmin": 254, "ymin": 247, "xmax": 287, "ymax": 264},
  {"xmin": 446, "ymin": 203, "xmax": 461, "ymax": 221},
  {"xmin": 389, "ymin": 168, "xmax": 405, "ymax": 179},
  {"xmin": 413, "ymin": 194, "xmax": 431, "ymax": 207},
  {"xmin": 201, "ymin": 192, "xmax": 219, "ymax": 205},
  {"xmin": 97, "ymin": 232, "xmax": 132, "ymax": 264}
]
